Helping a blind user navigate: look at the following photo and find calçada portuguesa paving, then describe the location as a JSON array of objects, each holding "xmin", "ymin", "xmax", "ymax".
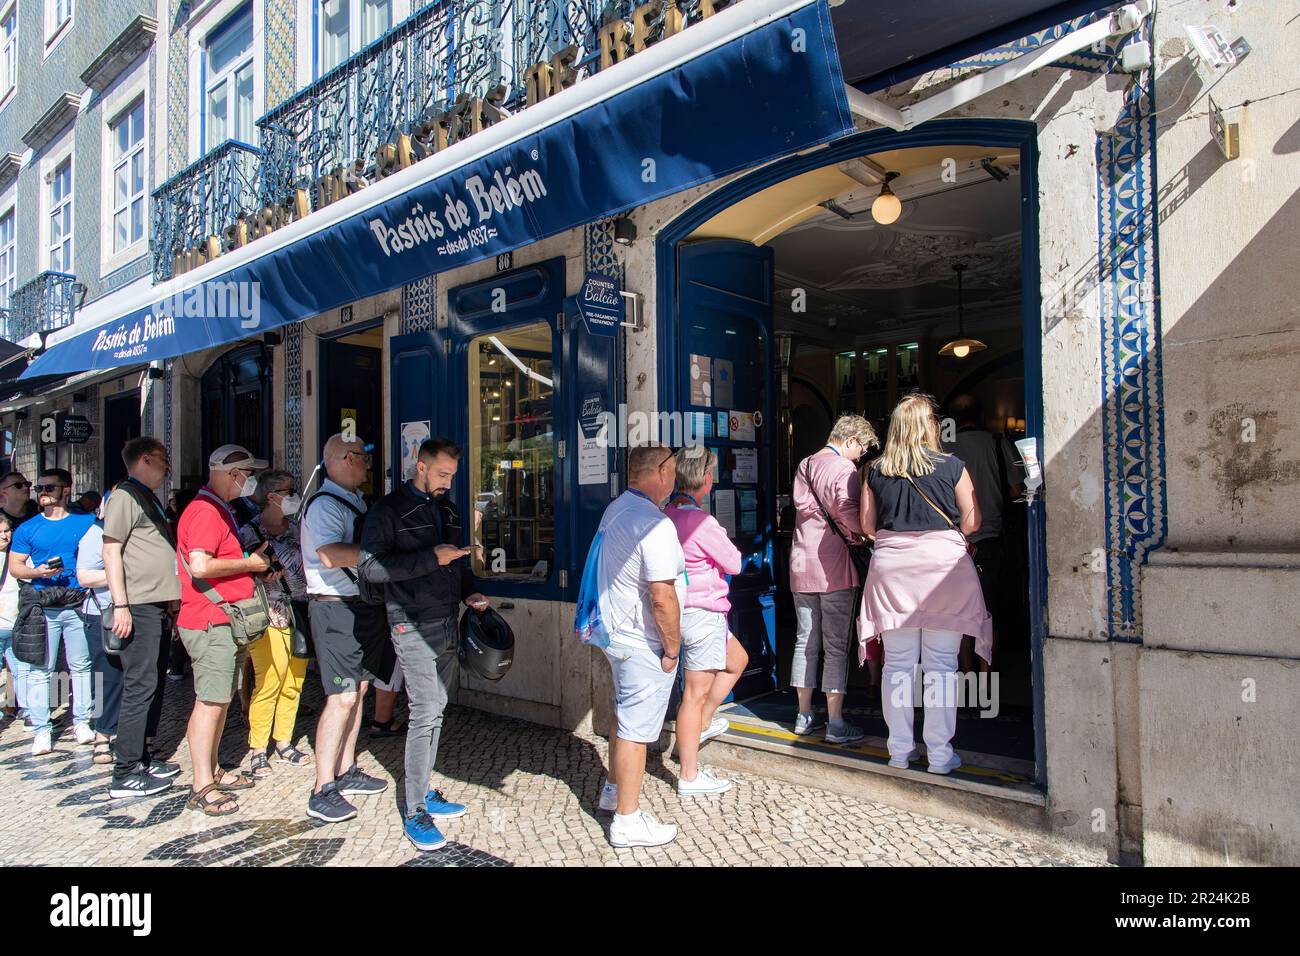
[{"xmin": 0, "ymin": 673, "xmax": 1101, "ymax": 867}]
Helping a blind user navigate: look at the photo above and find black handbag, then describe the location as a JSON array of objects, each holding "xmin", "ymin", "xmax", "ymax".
[{"xmin": 288, "ymin": 601, "xmax": 311, "ymax": 660}]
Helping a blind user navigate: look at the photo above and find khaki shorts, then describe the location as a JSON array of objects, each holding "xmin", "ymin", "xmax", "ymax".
[{"xmin": 179, "ymin": 622, "xmax": 248, "ymax": 704}]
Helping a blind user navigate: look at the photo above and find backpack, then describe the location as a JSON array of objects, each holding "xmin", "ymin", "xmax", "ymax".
[
  {"xmin": 302, "ymin": 491, "xmax": 385, "ymax": 605},
  {"xmin": 573, "ymin": 529, "xmax": 610, "ymax": 648}
]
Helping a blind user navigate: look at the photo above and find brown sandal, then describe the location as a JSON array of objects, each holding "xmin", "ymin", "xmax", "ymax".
[
  {"xmin": 187, "ymin": 782, "xmax": 238, "ymax": 816},
  {"xmin": 214, "ymin": 769, "xmax": 255, "ymax": 791},
  {"xmin": 92, "ymin": 737, "xmax": 114, "ymax": 765}
]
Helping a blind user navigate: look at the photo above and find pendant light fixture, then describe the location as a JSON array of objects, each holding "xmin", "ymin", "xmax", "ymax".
[
  {"xmin": 870, "ymin": 171, "xmax": 902, "ymax": 225},
  {"xmin": 938, "ymin": 262, "xmax": 987, "ymax": 359}
]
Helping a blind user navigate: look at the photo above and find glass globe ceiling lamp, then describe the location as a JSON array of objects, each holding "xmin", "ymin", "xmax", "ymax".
[
  {"xmin": 938, "ymin": 262, "xmax": 987, "ymax": 359},
  {"xmin": 870, "ymin": 171, "xmax": 902, "ymax": 225}
]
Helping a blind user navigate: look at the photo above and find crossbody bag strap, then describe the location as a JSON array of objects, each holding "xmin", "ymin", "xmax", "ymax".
[
  {"xmin": 904, "ymin": 474, "xmax": 968, "ymax": 545},
  {"xmin": 801, "ymin": 459, "xmax": 855, "ymax": 547},
  {"xmin": 304, "ymin": 491, "xmax": 364, "ymax": 586},
  {"xmin": 113, "ymin": 479, "xmax": 176, "ymax": 549},
  {"xmin": 179, "ymin": 491, "xmax": 262, "ymax": 611}
]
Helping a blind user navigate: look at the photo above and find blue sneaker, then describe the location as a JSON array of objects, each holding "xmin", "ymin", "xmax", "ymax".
[
  {"xmin": 424, "ymin": 788, "xmax": 467, "ymax": 819},
  {"xmin": 404, "ymin": 810, "xmax": 447, "ymax": 852}
]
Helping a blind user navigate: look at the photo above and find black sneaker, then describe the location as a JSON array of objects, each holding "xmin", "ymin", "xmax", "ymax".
[
  {"xmin": 336, "ymin": 764, "xmax": 387, "ymax": 796},
  {"xmin": 109, "ymin": 769, "xmax": 174, "ymax": 799},
  {"xmin": 307, "ymin": 782, "xmax": 357, "ymax": 823},
  {"xmin": 144, "ymin": 759, "xmax": 182, "ymax": 779}
]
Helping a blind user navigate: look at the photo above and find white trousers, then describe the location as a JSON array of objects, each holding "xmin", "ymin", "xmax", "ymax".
[{"xmin": 881, "ymin": 627, "xmax": 963, "ymax": 768}]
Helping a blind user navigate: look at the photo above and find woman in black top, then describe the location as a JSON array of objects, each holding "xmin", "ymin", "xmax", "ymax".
[{"xmin": 857, "ymin": 393, "xmax": 990, "ymax": 776}]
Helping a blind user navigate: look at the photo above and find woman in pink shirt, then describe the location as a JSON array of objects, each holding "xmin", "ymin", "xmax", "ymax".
[
  {"xmin": 789, "ymin": 415, "xmax": 879, "ymax": 743},
  {"xmin": 665, "ymin": 447, "xmax": 745, "ymax": 796}
]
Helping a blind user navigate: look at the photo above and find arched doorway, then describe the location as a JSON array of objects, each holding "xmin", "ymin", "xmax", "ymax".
[{"xmin": 201, "ymin": 343, "xmax": 273, "ymax": 464}]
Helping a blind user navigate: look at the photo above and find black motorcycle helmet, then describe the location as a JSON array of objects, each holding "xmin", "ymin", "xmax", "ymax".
[{"xmin": 458, "ymin": 605, "xmax": 515, "ymax": 681}]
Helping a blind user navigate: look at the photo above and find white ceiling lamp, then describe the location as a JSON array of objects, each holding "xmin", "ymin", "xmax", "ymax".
[
  {"xmin": 938, "ymin": 263, "xmax": 987, "ymax": 359},
  {"xmin": 871, "ymin": 171, "xmax": 902, "ymax": 225}
]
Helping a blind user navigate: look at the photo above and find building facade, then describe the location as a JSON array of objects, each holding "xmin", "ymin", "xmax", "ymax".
[{"xmin": 3, "ymin": 0, "xmax": 1296, "ymax": 865}]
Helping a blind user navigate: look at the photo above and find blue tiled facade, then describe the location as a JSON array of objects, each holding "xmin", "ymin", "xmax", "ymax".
[{"xmin": 0, "ymin": 0, "xmax": 158, "ymax": 313}]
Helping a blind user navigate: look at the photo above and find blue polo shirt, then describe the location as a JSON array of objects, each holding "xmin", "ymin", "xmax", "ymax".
[{"xmin": 10, "ymin": 511, "xmax": 97, "ymax": 590}]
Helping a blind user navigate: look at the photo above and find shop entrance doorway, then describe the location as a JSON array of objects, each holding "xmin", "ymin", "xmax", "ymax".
[
  {"xmin": 318, "ymin": 322, "xmax": 384, "ymax": 498},
  {"xmin": 102, "ymin": 389, "xmax": 142, "ymax": 488},
  {"xmin": 661, "ymin": 123, "xmax": 1045, "ymax": 789}
]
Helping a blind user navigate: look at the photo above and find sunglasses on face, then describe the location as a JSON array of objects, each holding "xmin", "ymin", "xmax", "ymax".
[
  {"xmin": 344, "ymin": 452, "xmax": 373, "ymax": 465},
  {"xmin": 2, "ymin": 480, "xmax": 30, "ymax": 491},
  {"xmin": 34, "ymin": 484, "xmax": 66, "ymax": 494}
]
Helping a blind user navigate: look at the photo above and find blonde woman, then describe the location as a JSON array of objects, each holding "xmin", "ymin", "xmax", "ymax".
[
  {"xmin": 665, "ymin": 447, "xmax": 746, "ymax": 795},
  {"xmin": 789, "ymin": 414, "xmax": 878, "ymax": 743},
  {"xmin": 859, "ymin": 394, "xmax": 990, "ymax": 775}
]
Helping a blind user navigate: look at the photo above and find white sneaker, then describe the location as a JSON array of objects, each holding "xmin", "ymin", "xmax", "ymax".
[
  {"xmin": 928, "ymin": 754, "xmax": 963, "ymax": 775},
  {"xmin": 609, "ymin": 810, "xmax": 677, "ymax": 848},
  {"xmin": 31, "ymin": 730, "xmax": 52, "ymax": 756},
  {"xmin": 677, "ymin": 768, "xmax": 734, "ymax": 796},
  {"xmin": 700, "ymin": 716, "xmax": 729, "ymax": 745},
  {"xmin": 74, "ymin": 722, "xmax": 95, "ymax": 745},
  {"xmin": 888, "ymin": 748, "xmax": 920, "ymax": 769},
  {"xmin": 598, "ymin": 781, "xmax": 618, "ymax": 813}
]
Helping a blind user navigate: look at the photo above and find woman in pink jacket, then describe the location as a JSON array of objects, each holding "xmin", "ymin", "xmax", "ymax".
[{"xmin": 665, "ymin": 447, "xmax": 746, "ymax": 796}]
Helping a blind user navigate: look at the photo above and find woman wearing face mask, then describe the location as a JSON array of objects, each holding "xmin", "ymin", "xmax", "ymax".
[{"xmin": 237, "ymin": 469, "xmax": 313, "ymax": 776}]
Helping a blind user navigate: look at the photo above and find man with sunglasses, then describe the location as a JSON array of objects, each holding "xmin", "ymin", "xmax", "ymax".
[
  {"xmin": 301, "ymin": 433, "xmax": 389, "ymax": 823},
  {"xmin": 0, "ymin": 472, "xmax": 38, "ymax": 528},
  {"xmin": 7, "ymin": 468, "xmax": 97, "ymax": 756},
  {"xmin": 102, "ymin": 437, "xmax": 183, "ymax": 797}
]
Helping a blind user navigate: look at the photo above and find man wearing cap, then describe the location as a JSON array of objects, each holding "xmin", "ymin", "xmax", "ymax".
[
  {"xmin": 176, "ymin": 445, "xmax": 275, "ymax": 815},
  {"xmin": 300, "ymin": 433, "xmax": 389, "ymax": 824}
]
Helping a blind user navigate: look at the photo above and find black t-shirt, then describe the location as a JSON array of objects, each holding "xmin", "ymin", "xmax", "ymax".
[
  {"xmin": 3, "ymin": 500, "xmax": 38, "ymax": 529},
  {"xmin": 867, "ymin": 453, "xmax": 965, "ymax": 532}
]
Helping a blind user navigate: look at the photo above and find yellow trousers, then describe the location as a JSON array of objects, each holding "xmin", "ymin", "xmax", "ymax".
[{"xmin": 247, "ymin": 625, "xmax": 307, "ymax": 750}]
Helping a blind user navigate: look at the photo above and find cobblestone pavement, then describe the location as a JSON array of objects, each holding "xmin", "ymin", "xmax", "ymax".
[{"xmin": 0, "ymin": 672, "xmax": 1101, "ymax": 867}]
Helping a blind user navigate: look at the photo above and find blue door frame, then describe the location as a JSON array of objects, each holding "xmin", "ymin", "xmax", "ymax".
[{"xmin": 654, "ymin": 119, "xmax": 1049, "ymax": 788}]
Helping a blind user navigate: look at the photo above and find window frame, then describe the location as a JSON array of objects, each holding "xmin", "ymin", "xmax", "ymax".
[
  {"xmin": 47, "ymin": 157, "xmax": 74, "ymax": 275},
  {"xmin": 0, "ymin": 204, "xmax": 16, "ymax": 309},
  {"xmin": 203, "ymin": 3, "xmax": 256, "ymax": 151},
  {"xmin": 108, "ymin": 99, "xmax": 147, "ymax": 256},
  {"xmin": 44, "ymin": 0, "xmax": 73, "ymax": 55},
  {"xmin": 0, "ymin": 2, "xmax": 17, "ymax": 110},
  {"xmin": 99, "ymin": 58, "xmax": 151, "ymax": 277},
  {"xmin": 315, "ymin": 0, "xmax": 394, "ymax": 77}
]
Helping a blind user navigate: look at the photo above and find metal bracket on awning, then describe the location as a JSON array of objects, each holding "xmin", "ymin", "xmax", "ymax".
[
  {"xmin": 618, "ymin": 290, "xmax": 641, "ymax": 331},
  {"xmin": 846, "ymin": 1, "xmax": 1154, "ymax": 132}
]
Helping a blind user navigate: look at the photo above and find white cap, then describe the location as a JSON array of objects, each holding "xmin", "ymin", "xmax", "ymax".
[{"xmin": 208, "ymin": 444, "xmax": 269, "ymax": 471}]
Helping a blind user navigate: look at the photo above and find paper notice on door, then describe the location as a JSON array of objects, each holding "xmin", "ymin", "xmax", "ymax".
[
  {"xmin": 400, "ymin": 421, "xmax": 431, "ymax": 479},
  {"xmin": 729, "ymin": 410, "xmax": 756, "ymax": 442},
  {"xmin": 578, "ymin": 393, "xmax": 609, "ymax": 486},
  {"xmin": 713, "ymin": 489, "xmax": 737, "ymax": 538},
  {"xmin": 713, "ymin": 359, "xmax": 734, "ymax": 408},
  {"xmin": 732, "ymin": 448, "xmax": 759, "ymax": 483},
  {"xmin": 689, "ymin": 354, "xmax": 712, "ymax": 406},
  {"xmin": 740, "ymin": 509, "xmax": 758, "ymax": 534}
]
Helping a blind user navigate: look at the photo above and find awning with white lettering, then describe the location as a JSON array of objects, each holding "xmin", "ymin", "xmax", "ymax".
[{"xmin": 23, "ymin": 0, "xmax": 852, "ymax": 380}]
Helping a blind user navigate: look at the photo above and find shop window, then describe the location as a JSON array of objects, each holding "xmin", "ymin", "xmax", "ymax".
[
  {"xmin": 205, "ymin": 4, "xmax": 255, "ymax": 149},
  {"xmin": 466, "ymin": 323, "xmax": 555, "ymax": 583}
]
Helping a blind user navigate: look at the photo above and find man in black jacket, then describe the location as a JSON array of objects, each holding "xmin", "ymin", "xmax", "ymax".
[{"xmin": 359, "ymin": 437, "xmax": 488, "ymax": 852}]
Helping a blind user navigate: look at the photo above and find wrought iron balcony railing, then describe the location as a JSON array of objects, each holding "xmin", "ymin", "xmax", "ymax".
[
  {"xmin": 151, "ymin": 1, "xmax": 735, "ymax": 279},
  {"xmin": 257, "ymin": 0, "xmax": 727, "ymax": 214},
  {"xmin": 3, "ymin": 272, "xmax": 80, "ymax": 343},
  {"xmin": 151, "ymin": 139, "xmax": 263, "ymax": 280}
]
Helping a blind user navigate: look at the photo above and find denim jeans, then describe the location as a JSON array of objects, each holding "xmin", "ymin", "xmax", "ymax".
[
  {"xmin": 0, "ymin": 628, "xmax": 31, "ymax": 711},
  {"xmin": 28, "ymin": 607, "xmax": 93, "ymax": 735},
  {"xmin": 391, "ymin": 617, "xmax": 459, "ymax": 815}
]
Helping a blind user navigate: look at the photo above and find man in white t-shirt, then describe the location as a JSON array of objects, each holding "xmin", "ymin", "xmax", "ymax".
[{"xmin": 595, "ymin": 444, "xmax": 685, "ymax": 849}]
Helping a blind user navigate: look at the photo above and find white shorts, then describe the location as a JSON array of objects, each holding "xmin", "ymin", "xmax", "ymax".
[
  {"xmin": 603, "ymin": 642, "xmax": 677, "ymax": 744},
  {"xmin": 680, "ymin": 608, "xmax": 728, "ymax": 672}
]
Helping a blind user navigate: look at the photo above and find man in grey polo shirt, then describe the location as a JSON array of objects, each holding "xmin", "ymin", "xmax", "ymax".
[{"xmin": 301, "ymin": 433, "xmax": 389, "ymax": 823}]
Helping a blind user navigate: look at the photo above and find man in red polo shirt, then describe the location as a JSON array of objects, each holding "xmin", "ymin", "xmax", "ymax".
[{"xmin": 177, "ymin": 445, "xmax": 273, "ymax": 815}]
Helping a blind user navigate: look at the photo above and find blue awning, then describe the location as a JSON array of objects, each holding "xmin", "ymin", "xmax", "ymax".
[{"xmin": 23, "ymin": 0, "xmax": 852, "ymax": 380}]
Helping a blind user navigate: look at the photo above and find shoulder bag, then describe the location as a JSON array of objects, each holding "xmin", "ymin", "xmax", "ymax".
[
  {"xmin": 178, "ymin": 491, "xmax": 270, "ymax": 647},
  {"xmin": 904, "ymin": 473, "xmax": 979, "ymax": 565}
]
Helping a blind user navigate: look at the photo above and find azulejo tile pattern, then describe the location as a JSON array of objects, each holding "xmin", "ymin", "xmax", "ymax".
[
  {"xmin": 167, "ymin": 1, "xmax": 191, "ymax": 178},
  {"xmin": 402, "ymin": 276, "xmax": 437, "ymax": 334},
  {"xmin": 1096, "ymin": 72, "xmax": 1166, "ymax": 641},
  {"xmin": 265, "ymin": 0, "xmax": 297, "ymax": 109},
  {"xmin": 284, "ymin": 323, "xmax": 304, "ymax": 482},
  {"xmin": 584, "ymin": 218, "xmax": 624, "ymax": 281}
]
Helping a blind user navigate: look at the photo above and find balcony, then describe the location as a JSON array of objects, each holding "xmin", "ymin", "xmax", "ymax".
[
  {"xmin": 150, "ymin": 139, "xmax": 263, "ymax": 280},
  {"xmin": 257, "ymin": 0, "xmax": 723, "ymax": 213},
  {"xmin": 2, "ymin": 272, "xmax": 81, "ymax": 344},
  {"xmin": 151, "ymin": 1, "xmax": 733, "ymax": 280}
]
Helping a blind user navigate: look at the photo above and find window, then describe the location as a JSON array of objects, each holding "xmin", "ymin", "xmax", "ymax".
[
  {"xmin": 205, "ymin": 4, "xmax": 254, "ymax": 149},
  {"xmin": 319, "ymin": 0, "xmax": 392, "ymax": 74},
  {"xmin": 110, "ymin": 100, "xmax": 146, "ymax": 253},
  {"xmin": 0, "ymin": 208, "xmax": 14, "ymax": 307},
  {"xmin": 48, "ymin": 159, "xmax": 72, "ymax": 273},
  {"xmin": 45, "ymin": 0, "xmax": 72, "ymax": 46},
  {"xmin": 1, "ymin": 5, "xmax": 16, "ymax": 102},
  {"xmin": 467, "ymin": 323, "xmax": 555, "ymax": 582}
]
